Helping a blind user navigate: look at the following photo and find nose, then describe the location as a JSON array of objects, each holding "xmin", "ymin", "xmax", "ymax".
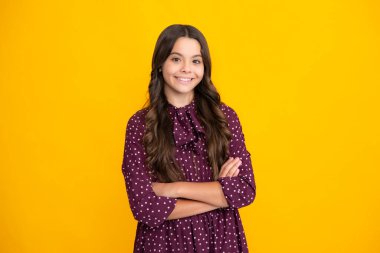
[{"xmin": 181, "ymin": 61, "xmax": 191, "ymax": 73}]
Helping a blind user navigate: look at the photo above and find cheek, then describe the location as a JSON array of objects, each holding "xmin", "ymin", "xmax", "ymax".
[
  {"xmin": 197, "ymin": 67, "xmax": 205, "ymax": 79},
  {"xmin": 163, "ymin": 64, "xmax": 178, "ymax": 76},
  {"xmin": 162, "ymin": 72, "xmax": 172, "ymax": 85}
]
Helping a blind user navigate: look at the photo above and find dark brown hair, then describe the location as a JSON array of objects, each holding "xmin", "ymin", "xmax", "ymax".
[{"xmin": 143, "ymin": 24, "xmax": 231, "ymax": 182}]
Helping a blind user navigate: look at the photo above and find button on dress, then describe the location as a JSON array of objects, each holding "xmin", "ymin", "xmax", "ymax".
[{"xmin": 122, "ymin": 100, "xmax": 256, "ymax": 252}]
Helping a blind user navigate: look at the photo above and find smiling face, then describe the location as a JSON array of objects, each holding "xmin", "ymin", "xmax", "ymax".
[{"xmin": 162, "ymin": 37, "xmax": 204, "ymax": 106}]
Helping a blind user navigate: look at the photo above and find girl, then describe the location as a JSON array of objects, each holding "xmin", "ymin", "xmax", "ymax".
[{"xmin": 122, "ymin": 24, "xmax": 256, "ymax": 252}]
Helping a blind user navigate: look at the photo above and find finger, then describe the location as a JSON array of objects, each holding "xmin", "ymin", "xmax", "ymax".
[
  {"xmin": 220, "ymin": 158, "xmax": 241, "ymax": 177},
  {"xmin": 220, "ymin": 157, "xmax": 233, "ymax": 170},
  {"xmin": 219, "ymin": 157, "xmax": 234, "ymax": 177},
  {"xmin": 226, "ymin": 159, "xmax": 242, "ymax": 177},
  {"xmin": 226, "ymin": 163, "xmax": 240, "ymax": 177},
  {"xmin": 232, "ymin": 169, "xmax": 240, "ymax": 177},
  {"xmin": 222, "ymin": 157, "xmax": 240, "ymax": 173}
]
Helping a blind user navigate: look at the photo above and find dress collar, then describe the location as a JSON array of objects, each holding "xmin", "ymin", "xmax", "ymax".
[
  {"xmin": 167, "ymin": 99, "xmax": 196, "ymax": 111},
  {"xmin": 167, "ymin": 99, "xmax": 205, "ymax": 149}
]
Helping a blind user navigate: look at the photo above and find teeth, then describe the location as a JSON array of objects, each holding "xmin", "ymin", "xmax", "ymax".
[{"xmin": 177, "ymin": 77, "xmax": 192, "ymax": 82}]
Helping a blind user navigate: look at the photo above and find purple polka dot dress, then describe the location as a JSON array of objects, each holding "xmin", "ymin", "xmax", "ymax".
[{"xmin": 122, "ymin": 100, "xmax": 256, "ymax": 252}]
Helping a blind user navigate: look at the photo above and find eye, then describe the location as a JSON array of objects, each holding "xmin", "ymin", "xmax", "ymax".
[
  {"xmin": 193, "ymin": 59, "xmax": 202, "ymax": 64},
  {"xmin": 171, "ymin": 57, "xmax": 181, "ymax": 62}
]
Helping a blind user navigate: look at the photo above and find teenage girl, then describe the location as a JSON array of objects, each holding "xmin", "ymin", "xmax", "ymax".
[{"xmin": 122, "ymin": 24, "xmax": 256, "ymax": 252}]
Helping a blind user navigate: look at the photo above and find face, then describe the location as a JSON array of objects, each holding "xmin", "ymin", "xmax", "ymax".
[{"xmin": 162, "ymin": 37, "xmax": 204, "ymax": 103}]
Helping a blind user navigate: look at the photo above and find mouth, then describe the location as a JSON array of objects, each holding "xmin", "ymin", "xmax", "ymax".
[{"xmin": 175, "ymin": 77, "xmax": 194, "ymax": 83}]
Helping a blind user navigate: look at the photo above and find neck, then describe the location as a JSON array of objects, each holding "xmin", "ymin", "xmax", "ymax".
[{"xmin": 165, "ymin": 93, "xmax": 194, "ymax": 108}]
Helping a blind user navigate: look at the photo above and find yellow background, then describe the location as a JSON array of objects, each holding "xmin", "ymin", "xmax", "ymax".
[{"xmin": 1, "ymin": 0, "xmax": 379, "ymax": 252}]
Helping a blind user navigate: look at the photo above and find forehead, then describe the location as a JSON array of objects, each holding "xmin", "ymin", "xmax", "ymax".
[{"xmin": 171, "ymin": 37, "xmax": 202, "ymax": 56}]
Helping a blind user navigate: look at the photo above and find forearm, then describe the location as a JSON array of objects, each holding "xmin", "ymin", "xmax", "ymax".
[
  {"xmin": 176, "ymin": 181, "xmax": 228, "ymax": 207},
  {"xmin": 167, "ymin": 199, "xmax": 218, "ymax": 220},
  {"xmin": 153, "ymin": 181, "xmax": 229, "ymax": 208}
]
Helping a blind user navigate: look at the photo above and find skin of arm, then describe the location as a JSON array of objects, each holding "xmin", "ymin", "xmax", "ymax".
[
  {"xmin": 154, "ymin": 181, "xmax": 228, "ymax": 208},
  {"xmin": 152, "ymin": 157, "xmax": 242, "ymax": 209}
]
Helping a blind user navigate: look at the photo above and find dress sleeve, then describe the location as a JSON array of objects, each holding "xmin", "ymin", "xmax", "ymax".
[
  {"xmin": 121, "ymin": 111, "xmax": 177, "ymax": 227},
  {"xmin": 217, "ymin": 105, "xmax": 256, "ymax": 209}
]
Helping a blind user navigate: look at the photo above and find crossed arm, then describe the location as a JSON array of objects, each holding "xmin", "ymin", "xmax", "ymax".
[
  {"xmin": 123, "ymin": 107, "xmax": 256, "ymax": 226},
  {"xmin": 152, "ymin": 157, "xmax": 242, "ymax": 220}
]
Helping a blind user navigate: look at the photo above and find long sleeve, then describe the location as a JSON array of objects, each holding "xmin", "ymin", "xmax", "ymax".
[
  {"xmin": 217, "ymin": 105, "xmax": 256, "ymax": 208},
  {"xmin": 121, "ymin": 110, "xmax": 177, "ymax": 227}
]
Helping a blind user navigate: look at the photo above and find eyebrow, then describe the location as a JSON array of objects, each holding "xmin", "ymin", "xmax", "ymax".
[{"xmin": 169, "ymin": 52, "xmax": 202, "ymax": 58}]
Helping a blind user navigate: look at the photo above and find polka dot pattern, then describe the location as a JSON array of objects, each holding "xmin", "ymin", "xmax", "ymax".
[{"xmin": 121, "ymin": 100, "xmax": 256, "ymax": 252}]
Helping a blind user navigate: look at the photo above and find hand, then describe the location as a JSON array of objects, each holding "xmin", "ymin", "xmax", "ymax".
[
  {"xmin": 151, "ymin": 182, "xmax": 179, "ymax": 198},
  {"xmin": 218, "ymin": 157, "xmax": 242, "ymax": 178}
]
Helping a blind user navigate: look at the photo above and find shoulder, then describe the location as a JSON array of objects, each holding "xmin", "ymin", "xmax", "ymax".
[
  {"xmin": 219, "ymin": 102, "xmax": 243, "ymax": 134},
  {"xmin": 220, "ymin": 102, "xmax": 240, "ymax": 123},
  {"xmin": 126, "ymin": 108, "xmax": 149, "ymax": 137}
]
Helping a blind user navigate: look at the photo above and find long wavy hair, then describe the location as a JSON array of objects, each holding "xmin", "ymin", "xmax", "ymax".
[{"xmin": 143, "ymin": 24, "xmax": 231, "ymax": 182}]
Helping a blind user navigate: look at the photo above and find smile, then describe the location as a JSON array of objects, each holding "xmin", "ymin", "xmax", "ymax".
[{"xmin": 176, "ymin": 77, "xmax": 194, "ymax": 83}]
